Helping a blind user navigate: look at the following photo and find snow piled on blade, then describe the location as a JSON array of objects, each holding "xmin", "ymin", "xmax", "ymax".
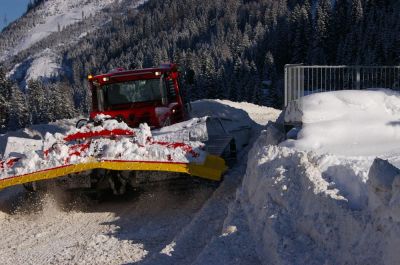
[
  {"xmin": 0, "ymin": 117, "xmax": 207, "ymax": 179},
  {"xmin": 68, "ymin": 115, "xmax": 133, "ymax": 134}
]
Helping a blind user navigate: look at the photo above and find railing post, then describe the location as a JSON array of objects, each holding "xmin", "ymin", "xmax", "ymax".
[
  {"xmin": 297, "ymin": 67, "xmax": 300, "ymax": 101},
  {"xmin": 284, "ymin": 66, "xmax": 288, "ymax": 107},
  {"xmin": 284, "ymin": 64, "xmax": 304, "ymax": 107},
  {"xmin": 356, "ymin": 66, "xmax": 361, "ymax": 90}
]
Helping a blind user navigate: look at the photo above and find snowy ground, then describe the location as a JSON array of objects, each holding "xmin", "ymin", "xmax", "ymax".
[{"xmin": 0, "ymin": 100, "xmax": 280, "ymax": 265}]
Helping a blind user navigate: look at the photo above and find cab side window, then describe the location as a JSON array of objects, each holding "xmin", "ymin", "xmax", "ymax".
[{"xmin": 166, "ymin": 78, "xmax": 177, "ymax": 102}]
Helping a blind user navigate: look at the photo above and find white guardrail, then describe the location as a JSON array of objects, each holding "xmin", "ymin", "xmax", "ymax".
[{"xmin": 284, "ymin": 64, "xmax": 400, "ymax": 107}]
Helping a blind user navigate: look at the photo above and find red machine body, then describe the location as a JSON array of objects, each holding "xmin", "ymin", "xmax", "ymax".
[{"xmin": 88, "ymin": 63, "xmax": 187, "ymax": 128}]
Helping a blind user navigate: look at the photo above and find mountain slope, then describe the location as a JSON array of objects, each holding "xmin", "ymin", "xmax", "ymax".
[{"xmin": 0, "ymin": 0, "xmax": 147, "ymax": 85}]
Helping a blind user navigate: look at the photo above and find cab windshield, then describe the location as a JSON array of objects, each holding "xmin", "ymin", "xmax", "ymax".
[{"xmin": 102, "ymin": 78, "xmax": 164, "ymax": 107}]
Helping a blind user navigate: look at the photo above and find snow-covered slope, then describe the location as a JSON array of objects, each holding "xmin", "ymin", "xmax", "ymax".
[
  {"xmin": 8, "ymin": 48, "xmax": 61, "ymax": 82},
  {"xmin": 1, "ymin": 0, "xmax": 116, "ymax": 60},
  {"xmin": 0, "ymin": 0, "xmax": 147, "ymax": 84}
]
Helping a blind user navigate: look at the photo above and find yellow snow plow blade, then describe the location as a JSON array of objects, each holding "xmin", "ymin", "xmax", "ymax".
[{"xmin": 0, "ymin": 155, "xmax": 227, "ymax": 190}]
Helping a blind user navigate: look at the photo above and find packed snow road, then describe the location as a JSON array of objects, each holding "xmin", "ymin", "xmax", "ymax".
[{"xmin": 0, "ymin": 100, "xmax": 280, "ymax": 265}]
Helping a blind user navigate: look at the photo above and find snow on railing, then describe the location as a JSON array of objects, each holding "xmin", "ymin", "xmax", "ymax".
[{"xmin": 284, "ymin": 64, "xmax": 400, "ymax": 107}]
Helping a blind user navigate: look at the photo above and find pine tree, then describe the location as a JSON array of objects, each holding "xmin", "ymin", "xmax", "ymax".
[
  {"xmin": 0, "ymin": 93, "xmax": 8, "ymax": 131},
  {"xmin": 290, "ymin": 4, "xmax": 312, "ymax": 63},
  {"xmin": 311, "ymin": 0, "xmax": 332, "ymax": 64},
  {"xmin": 343, "ymin": 0, "xmax": 364, "ymax": 63},
  {"xmin": 27, "ymin": 80, "xmax": 49, "ymax": 124},
  {"xmin": 202, "ymin": 52, "xmax": 216, "ymax": 99},
  {"xmin": 263, "ymin": 51, "xmax": 279, "ymax": 107},
  {"xmin": 9, "ymin": 86, "xmax": 29, "ymax": 129},
  {"xmin": 329, "ymin": 0, "xmax": 349, "ymax": 63},
  {"xmin": 51, "ymin": 82, "xmax": 76, "ymax": 119},
  {"xmin": 230, "ymin": 56, "xmax": 242, "ymax": 101},
  {"xmin": 0, "ymin": 67, "xmax": 13, "ymax": 130}
]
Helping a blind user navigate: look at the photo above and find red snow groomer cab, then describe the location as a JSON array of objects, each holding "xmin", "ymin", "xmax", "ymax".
[{"xmin": 88, "ymin": 63, "xmax": 189, "ymax": 128}]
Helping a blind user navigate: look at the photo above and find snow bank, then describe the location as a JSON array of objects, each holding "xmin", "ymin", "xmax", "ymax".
[
  {"xmin": 280, "ymin": 89, "xmax": 400, "ymax": 208},
  {"xmin": 282, "ymin": 89, "xmax": 400, "ymax": 156},
  {"xmin": 241, "ymin": 123, "xmax": 400, "ymax": 264},
  {"xmin": 241, "ymin": 89, "xmax": 400, "ymax": 264},
  {"xmin": 191, "ymin": 99, "xmax": 277, "ymax": 127},
  {"xmin": 0, "ymin": 118, "xmax": 77, "ymax": 156}
]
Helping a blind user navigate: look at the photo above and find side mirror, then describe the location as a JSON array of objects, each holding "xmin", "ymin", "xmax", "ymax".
[{"xmin": 186, "ymin": 69, "xmax": 195, "ymax": 85}]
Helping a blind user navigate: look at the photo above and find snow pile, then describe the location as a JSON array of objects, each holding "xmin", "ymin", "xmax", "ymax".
[
  {"xmin": 282, "ymin": 89, "xmax": 400, "ymax": 156},
  {"xmin": 191, "ymin": 99, "xmax": 259, "ymax": 128},
  {"xmin": 241, "ymin": 124, "xmax": 400, "ymax": 264},
  {"xmin": 281, "ymin": 89, "xmax": 400, "ymax": 209},
  {"xmin": 0, "ymin": 118, "xmax": 77, "ymax": 157},
  {"xmin": 67, "ymin": 115, "xmax": 134, "ymax": 134},
  {"xmin": 153, "ymin": 117, "xmax": 209, "ymax": 142},
  {"xmin": 210, "ymin": 100, "xmax": 278, "ymax": 126}
]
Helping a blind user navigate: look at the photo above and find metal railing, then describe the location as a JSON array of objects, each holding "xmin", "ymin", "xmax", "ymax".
[{"xmin": 284, "ymin": 64, "xmax": 400, "ymax": 107}]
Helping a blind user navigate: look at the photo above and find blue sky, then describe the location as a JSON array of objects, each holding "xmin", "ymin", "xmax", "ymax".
[{"xmin": 0, "ymin": 0, "xmax": 31, "ymax": 31}]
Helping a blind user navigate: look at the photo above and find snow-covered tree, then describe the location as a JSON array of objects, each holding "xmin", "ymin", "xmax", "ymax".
[{"xmin": 27, "ymin": 80, "xmax": 49, "ymax": 124}]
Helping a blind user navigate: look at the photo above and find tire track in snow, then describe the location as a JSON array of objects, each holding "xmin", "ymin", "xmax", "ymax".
[
  {"xmin": 0, "ymin": 190, "xmax": 143, "ymax": 264},
  {"xmin": 0, "ymin": 182, "xmax": 216, "ymax": 264}
]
